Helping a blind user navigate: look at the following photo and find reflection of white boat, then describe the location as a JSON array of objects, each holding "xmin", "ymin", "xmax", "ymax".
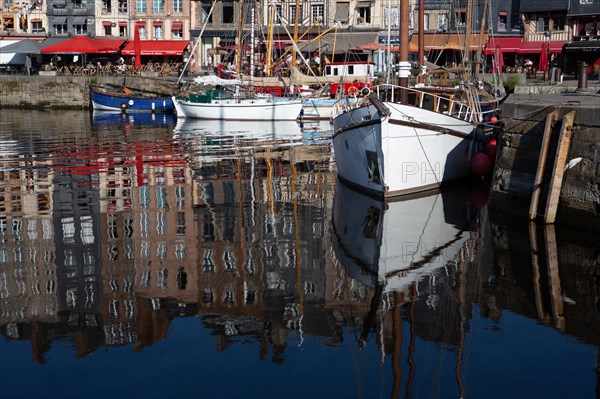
[
  {"xmin": 331, "ymin": 180, "xmax": 474, "ymax": 293},
  {"xmin": 173, "ymin": 118, "xmax": 305, "ymax": 141}
]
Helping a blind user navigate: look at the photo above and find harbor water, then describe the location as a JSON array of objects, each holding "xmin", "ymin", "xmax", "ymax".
[{"xmin": 0, "ymin": 110, "xmax": 598, "ymax": 399}]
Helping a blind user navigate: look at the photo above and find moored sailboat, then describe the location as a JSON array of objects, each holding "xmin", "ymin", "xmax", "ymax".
[{"xmin": 331, "ymin": 0, "xmax": 503, "ymax": 198}]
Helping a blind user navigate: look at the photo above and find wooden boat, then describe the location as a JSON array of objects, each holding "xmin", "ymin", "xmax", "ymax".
[{"xmin": 89, "ymin": 84, "xmax": 175, "ymax": 113}]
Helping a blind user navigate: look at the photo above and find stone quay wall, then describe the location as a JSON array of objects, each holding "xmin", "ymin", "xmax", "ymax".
[
  {"xmin": 489, "ymin": 95, "xmax": 600, "ymax": 232},
  {"xmin": 0, "ymin": 75, "xmax": 176, "ymax": 109}
]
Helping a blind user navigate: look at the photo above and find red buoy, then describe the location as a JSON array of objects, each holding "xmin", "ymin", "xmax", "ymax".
[{"xmin": 470, "ymin": 152, "xmax": 492, "ymax": 176}]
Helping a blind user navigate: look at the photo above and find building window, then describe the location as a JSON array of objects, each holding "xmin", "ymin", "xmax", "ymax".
[
  {"xmin": 511, "ymin": 13, "xmax": 522, "ymax": 31},
  {"xmin": 139, "ymin": 25, "xmax": 146, "ymax": 39},
  {"xmin": 311, "ymin": 4, "xmax": 324, "ymax": 24},
  {"xmin": 552, "ymin": 15, "xmax": 566, "ymax": 31},
  {"xmin": 103, "ymin": 0, "xmax": 111, "ymax": 13},
  {"xmin": 385, "ymin": 6, "xmax": 398, "ymax": 28},
  {"xmin": 118, "ymin": 0, "xmax": 128, "ymax": 13},
  {"xmin": 424, "ymin": 13, "xmax": 430, "ymax": 30},
  {"xmin": 73, "ymin": 24, "xmax": 87, "ymax": 35},
  {"xmin": 357, "ymin": 5, "xmax": 371, "ymax": 24},
  {"xmin": 172, "ymin": 27, "xmax": 182, "ymax": 38},
  {"xmin": 537, "ymin": 16, "xmax": 549, "ymax": 32},
  {"xmin": 119, "ymin": 24, "xmax": 127, "ymax": 36},
  {"xmin": 223, "ymin": 0, "xmax": 234, "ymax": 24},
  {"xmin": 153, "ymin": 0, "xmax": 163, "ymax": 13},
  {"xmin": 201, "ymin": 0, "xmax": 212, "ymax": 23},
  {"xmin": 32, "ymin": 20, "xmax": 43, "ymax": 33},
  {"xmin": 136, "ymin": 0, "xmax": 146, "ymax": 13},
  {"xmin": 274, "ymin": 4, "xmax": 282, "ymax": 25},
  {"xmin": 73, "ymin": 0, "xmax": 86, "ymax": 9},
  {"xmin": 498, "ymin": 12, "xmax": 507, "ymax": 31},
  {"xmin": 438, "ymin": 13, "xmax": 448, "ymax": 31},
  {"xmin": 104, "ymin": 25, "xmax": 112, "ymax": 35},
  {"xmin": 154, "ymin": 25, "xmax": 163, "ymax": 39},
  {"xmin": 173, "ymin": 0, "xmax": 182, "ymax": 13},
  {"xmin": 54, "ymin": 24, "xmax": 67, "ymax": 35},
  {"xmin": 290, "ymin": 4, "xmax": 303, "ymax": 24}
]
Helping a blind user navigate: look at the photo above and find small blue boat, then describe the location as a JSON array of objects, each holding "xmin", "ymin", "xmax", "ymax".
[{"xmin": 89, "ymin": 84, "xmax": 175, "ymax": 113}]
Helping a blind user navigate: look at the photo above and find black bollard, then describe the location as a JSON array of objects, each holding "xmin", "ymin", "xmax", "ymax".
[{"xmin": 577, "ymin": 62, "xmax": 588, "ymax": 91}]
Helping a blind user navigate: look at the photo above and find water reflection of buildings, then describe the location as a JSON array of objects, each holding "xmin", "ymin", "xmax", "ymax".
[{"xmin": 1, "ymin": 126, "xmax": 598, "ymax": 390}]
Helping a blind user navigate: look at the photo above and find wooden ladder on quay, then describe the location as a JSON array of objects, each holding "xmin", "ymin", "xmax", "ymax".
[{"xmin": 528, "ymin": 109, "xmax": 576, "ymax": 224}]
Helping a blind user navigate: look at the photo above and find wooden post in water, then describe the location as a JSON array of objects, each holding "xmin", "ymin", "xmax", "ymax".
[
  {"xmin": 529, "ymin": 110, "xmax": 559, "ymax": 220},
  {"xmin": 543, "ymin": 111, "xmax": 575, "ymax": 224}
]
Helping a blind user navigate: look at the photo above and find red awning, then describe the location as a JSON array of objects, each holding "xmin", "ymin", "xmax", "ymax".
[
  {"xmin": 135, "ymin": 21, "xmax": 146, "ymax": 26},
  {"xmin": 102, "ymin": 21, "xmax": 112, "ymax": 27},
  {"xmin": 484, "ymin": 37, "xmax": 522, "ymax": 54},
  {"xmin": 118, "ymin": 22, "xmax": 127, "ymax": 27},
  {"xmin": 41, "ymin": 36, "xmax": 126, "ymax": 54},
  {"xmin": 121, "ymin": 40, "xmax": 189, "ymax": 56},
  {"xmin": 518, "ymin": 40, "xmax": 566, "ymax": 54},
  {"xmin": 171, "ymin": 22, "xmax": 183, "ymax": 30},
  {"xmin": 153, "ymin": 21, "xmax": 163, "ymax": 26}
]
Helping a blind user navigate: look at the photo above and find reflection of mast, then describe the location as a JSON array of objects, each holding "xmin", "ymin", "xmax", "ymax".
[
  {"xmin": 291, "ymin": 164, "xmax": 304, "ymax": 344},
  {"xmin": 391, "ymin": 291, "xmax": 404, "ymax": 399},
  {"xmin": 406, "ymin": 282, "xmax": 417, "ymax": 399},
  {"xmin": 455, "ymin": 243, "xmax": 467, "ymax": 398}
]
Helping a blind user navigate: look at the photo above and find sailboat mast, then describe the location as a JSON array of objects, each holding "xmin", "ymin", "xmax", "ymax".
[
  {"xmin": 418, "ymin": 0, "xmax": 424, "ymax": 83},
  {"xmin": 474, "ymin": 0, "xmax": 489, "ymax": 78},
  {"xmin": 292, "ymin": 0, "xmax": 300, "ymax": 66},
  {"xmin": 266, "ymin": 2, "xmax": 276, "ymax": 77},
  {"xmin": 399, "ymin": 0, "xmax": 410, "ymax": 102},
  {"xmin": 236, "ymin": 0, "xmax": 245, "ymax": 76}
]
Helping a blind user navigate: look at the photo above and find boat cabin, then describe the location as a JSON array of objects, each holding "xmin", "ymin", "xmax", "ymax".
[{"xmin": 324, "ymin": 61, "xmax": 375, "ymax": 79}]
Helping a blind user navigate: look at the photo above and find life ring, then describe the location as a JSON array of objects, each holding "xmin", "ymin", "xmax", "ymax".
[{"xmin": 348, "ymin": 86, "xmax": 359, "ymax": 98}]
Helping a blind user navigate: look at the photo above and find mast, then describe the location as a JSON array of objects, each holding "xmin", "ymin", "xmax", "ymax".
[
  {"xmin": 399, "ymin": 0, "xmax": 410, "ymax": 102},
  {"xmin": 236, "ymin": 0, "xmax": 245, "ymax": 77},
  {"xmin": 474, "ymin": 0, "xmax": 489, "ymax": 79},
  {"xmin": 291, "ymin": 0, "xmax": 300, "ymax": 66},
  {"xmin": 250, "ymin": 5, "xmax": 255, "ymax": 83},
  {"xmin": 265, "ymin": 1, "xmax": 276, "ymax": 77},
  {"xmin": 418, "ymin": 0, "xmax": 424, "ymax": 83}
]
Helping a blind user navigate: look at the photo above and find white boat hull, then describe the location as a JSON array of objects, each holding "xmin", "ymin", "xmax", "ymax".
[
  {"xmin": 332, "ymin": 101, "xmax": 480, "ymax": 197},
  {"xmin": 173, "ymin": 96, "xmax": 303, "ymax": 121}
]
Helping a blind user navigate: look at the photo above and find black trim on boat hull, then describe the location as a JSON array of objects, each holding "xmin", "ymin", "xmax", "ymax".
[{"xmin": 388, "ymin": 118, "xmax": 471, "ymax": 139}]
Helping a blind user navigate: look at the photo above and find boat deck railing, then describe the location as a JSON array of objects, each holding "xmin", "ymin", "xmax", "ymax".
[{"xmin": 332, "ymin": 84, "xmax": 499, "ymax": 124}]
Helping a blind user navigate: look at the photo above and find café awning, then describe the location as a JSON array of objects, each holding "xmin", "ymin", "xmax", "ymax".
[
  {"xmin": 41, "ymin": 36, "xmax": 126, "ymax": 54},
  {"xmin": 121, "ymin": 40, "xmax": 189, "ymax": 56},
  {"xmin": 484, "ymin": 37, "xmax": 522, "ymax": 55}
]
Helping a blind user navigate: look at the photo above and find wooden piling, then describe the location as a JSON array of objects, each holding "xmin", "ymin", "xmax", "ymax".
[
  {"xmin": 529, "ymin": 110, "xmax": 559, "ymax": 220},
  {"xmin": 543, "ymin": 111, "xmax": 575, "ymax": 224}
]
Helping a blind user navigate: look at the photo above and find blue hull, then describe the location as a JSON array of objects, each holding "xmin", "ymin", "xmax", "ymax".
[{"xmin": 90, "ymin": 85, "xmax": 175, "ymax": 113}]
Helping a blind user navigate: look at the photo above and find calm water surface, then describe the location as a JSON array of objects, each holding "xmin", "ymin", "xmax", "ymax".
[{"xmin": 0, "ymin": 110, "xmax": 598, "ymax": 399}]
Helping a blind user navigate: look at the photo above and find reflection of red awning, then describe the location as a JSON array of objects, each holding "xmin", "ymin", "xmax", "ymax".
[
  {"xmin": 498, "ymin": 11, "xmax": 508, "ymax": 16},
  {"xmin": 518, "ymin": 40, "xmax": 566, "ymax": 53},
  {"xmin": 121, "ymin": 40, "xmax": 189, "ymax": 56},
  {"xmin": 171, "ymin": 22, "xmax": 182, "ymax": 30},
  {"xmin": 41, "ymin": 36, "xmax": 126, "ymax": 54},
  {"xmin": 484, "ymin": 37, "xmax": 522, "ymax": 54}
]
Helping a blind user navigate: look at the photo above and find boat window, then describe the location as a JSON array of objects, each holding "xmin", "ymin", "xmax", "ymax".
[{"xmin": 365, "ymin": 151, "xmax": 381, "ymax": 185}]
